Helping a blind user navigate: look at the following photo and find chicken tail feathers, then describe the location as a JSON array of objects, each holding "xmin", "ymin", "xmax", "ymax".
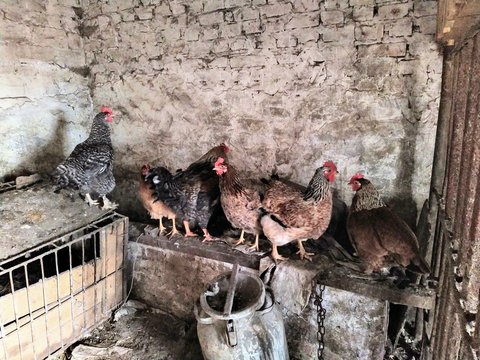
[
  {"xmin": 52, "ymin": 164, "xmax": 72, "ymax": 190},
  {"xmin": 409, "ymin": 255, "xmax": 431, "ymax": 275}
]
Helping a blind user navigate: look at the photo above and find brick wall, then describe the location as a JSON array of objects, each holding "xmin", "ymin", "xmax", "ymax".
[
  {"xmin": 0, "ymin": 0, "xmax": 93, "ymax": 178},
  {"xmin": 82, "ymin": 0, "xmax": 441, "ymax": 218}
]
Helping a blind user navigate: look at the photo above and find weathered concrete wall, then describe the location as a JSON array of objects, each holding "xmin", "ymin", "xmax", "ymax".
[
  {"xmin": 81, "ymin": 0, "xmax": 442, "ymax": 219},
  {"xmin": 0, "ymin": 0, "xmax": 93, "ymax": 180}
]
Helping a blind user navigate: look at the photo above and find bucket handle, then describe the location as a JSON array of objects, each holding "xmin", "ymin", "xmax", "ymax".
[{"xmin": 194, "ymin": 301, "xmax": 214, "ymax": 325}]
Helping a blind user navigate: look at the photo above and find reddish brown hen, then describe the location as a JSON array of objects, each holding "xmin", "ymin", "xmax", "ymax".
[
  {"xmin": 347, "ymin": 173, "xmax": 430, "ymax": 275},
  {"xmin": 260, "ymin": 161, "xmax": 338, "ymax": 262},
  {"xmin": 139, "ymin": 164, "xmax": 179, "ymax": 237},
  {"xmin": 213, "ymin": 157, "xmax": 265, "ymax": 251}
]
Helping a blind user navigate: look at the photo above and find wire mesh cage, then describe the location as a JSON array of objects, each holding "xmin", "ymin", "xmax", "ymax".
[{"xmin": 0, "ymin": 212, "xmax": 127, "ymax": 360}]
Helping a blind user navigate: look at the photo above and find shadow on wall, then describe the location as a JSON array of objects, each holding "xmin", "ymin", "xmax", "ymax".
[{"xmin": 12, "ymin": 111, "xmax": 69, "ymax": 180}]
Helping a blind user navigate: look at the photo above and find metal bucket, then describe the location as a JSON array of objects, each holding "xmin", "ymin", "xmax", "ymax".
[{"xmin": 195, "ymin": 266, "xmax": 289, "ymax": 360}]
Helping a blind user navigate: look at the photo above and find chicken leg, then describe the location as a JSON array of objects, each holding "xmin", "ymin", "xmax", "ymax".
[
  {"xmin": 101, "ymin": 196, "xmax": 118, "ymax": 210},
  {"xmin": 248, "ymin": 234, "xmax": 260, "ymax": 252},
  {"xmin": 201, "ymin": 228, "xmax": 213, "ymax": 242},
  {"xmin": 296, "ymin": 240, "xmax": 314, "ymax": 261},
  {"xmin": 183, "ymin": 221, "xmax": 197, "ymax": 237},
  {"xmin": 271, "ymin": 243, "xmax": 288, "ymax": 263},
  {"xmin": 233, "ymin": 229, "xmax": 246, "ymax": 246},
  {"xmin": 166, "ymin": 218, "xmax": 180, "ymax": 238},
  {"xmin": 85, "ymin": 193, "xmax": 99, "ymax": 207},
  {"xmin": 158, "ymin": 218, "xmax": 166, "ymax": 234}
]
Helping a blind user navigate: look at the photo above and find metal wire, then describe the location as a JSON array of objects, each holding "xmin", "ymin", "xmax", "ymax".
[{"xmin": 0, "ymin": 213, "xmax": 127, "ymax": 359}]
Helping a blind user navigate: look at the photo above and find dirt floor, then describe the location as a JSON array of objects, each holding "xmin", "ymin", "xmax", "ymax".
[{"xmin": 63, "ymin": 300, "xmax": 203, "ymax": 360}]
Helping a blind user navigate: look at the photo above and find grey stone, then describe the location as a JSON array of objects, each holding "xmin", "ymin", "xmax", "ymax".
[
  {"xmin": 260, "ymin": 3, "xmax": 293, "ymax": 18},
  {"xmin": 414, "ymin": 15, "xmax": 436, "ymax": 35},
  {"xmin": 414, "ymin": 0, "xmax": 437, "ymax": 17},
  {"xmin": 198, "ymin": 11, "xmax": 224, "ymax": 25},
  {"xmin": 243, "ymin": 19, "xmax": 262, "ymax": 34},
  {"xmin": 355, "ymin": 23, "xmax": 384, "ymax": 44},
  {"xmin": 322, "ymin": 10, "xmax": 344, "ymax": 25},
  {"xmin": 378, "ymin": 2, "xmax": 412, "ymax": 20},
  {"xmin": 358, "ymin": 42, "xmax": 407, "ymax": 57},
  {"xmin": 352, "ymin": 6, "xmax": 374, "ymax": 21},
  {"xmin": 286, "ymin": 12, "xmax": 320, "ymax": 29},
  {"xmin": 387, "ymin": 18, "xmax": 413, "ymax": 37}
]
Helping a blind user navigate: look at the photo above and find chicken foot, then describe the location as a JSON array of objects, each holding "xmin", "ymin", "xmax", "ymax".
[
  {"xmin": 158, "ymin": 218, "xmax": 166, "ymax": 235},
  {"xmin": 183, "ymin": 221, "xmax": 197, "ymax": 237},
  {"xmin": 84, "ymin": 193, "xmax": 99, "ymax": 207},
  {"xmin": 248, "ymin": 234, "xmax": 260, "ymax": 252},
  {"xmin": 233, "ymin": 229, "xmax": 246, "ymax": 246},
  {"xmin": 296, "ymin": 240, "xmax": 314, "ymax": 261},
  {"xmin": 166, "ymin": 218, "xmax": 180, "ymax": 238},
  {"xmin": 101, "ymin": 196, "xmax": 118, "ymax": 210},
  {"xmin": 271, "ymin": 243, "xmax": 288, "ymax": 263},
  {"xmin": 201, "ymin": 228, "xmax": 213, "ymax": 242}
]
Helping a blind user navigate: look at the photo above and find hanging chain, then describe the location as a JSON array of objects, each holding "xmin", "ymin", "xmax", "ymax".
[{"xmin": 314, "ymin": 281, "xmax": 326, "ymax": 360}]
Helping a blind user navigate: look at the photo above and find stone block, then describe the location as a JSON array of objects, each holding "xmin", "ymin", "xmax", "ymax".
[
  {"xmin": 387, "ymin": 18, "xmax": 412, "ymax": 37},
  {"xmin": 286, "ymin": 12, "xmax": 320, "ymax": 29},
  {"xmin": 292, "ymin": 28, "xmax": 320, "ymax": 43},
  {"xmin": 276, "ymin": 32, "xmax": 298, "ymax": 48},
  {"xmin": 322, "ymin": 23, "xmax": 354, "ymax": 43},
  {"xmin": 243, "ymin": 19, "xmax": 262, "ymax": 34},
  {"xmin": 225, "ymin": 0, "xmax": 251, "ymax": 8},
  {"xmin": 252, "ymin": 0, "xmax": 266, "ymax": 4},
  {"xmin": 241, "ymin": 7, "xmax": 260, "ymax": 20},
  {"xmin": 260, "ymin": 3, "xmax": 293, "ymax": 18},
  {"xmin": 203, "ymin": 28, "xmax": 219, "ymax": 40},
  {"xmin": 230, "ymin": 54, "xmax": 272, "ymax": 67},
  {"xmin": 349, "ymin": 0, "xmax": 374, "ymax": 6},
  {"xmin": 414, "ymin": 15, "xmax": 436, "ymax": 35},
  {"xmin": 352, "ymin": 6, "xmax": 374, "ymax": 21},
  {"xmin": 322, "ymin": 10, "xmax": 344, "ymax": 25},
  {"xmin": 295, "ymin": 0, "xmax": 321, "ymax": 11},
  {"xmin": 414, "ymin": 0, "xmax": 437, "ymax": 17},
  {"xmin": 208, "ymin": 57, "xmax": 229, "ymax": 68},
  {"xmin": 358, "ymin": 42, "xmax": 407, "ymax": 57},
  {"xmin": 198, "ymin": 11, "xmax": 224, "ymax": 25},
  {"xmin": 355, "ymin": 23, "xmax": 384, "ymax": 44},
  {"xmin": 203, "ymin": 0, "xmax": 225, "ymax": 12},
  {"xmin": 134, "ymin": 7, "xmax": 154, "ymax": 20},
  {"xmin": 220, "ymin": 22, "xmax": 242, "ymax": 37},
  {"xmin": 378, "ymin": 3, "xmax": 411, "ymax": 20},
  {"xmin": 184, "ymin": 27, "xmax": 200, "ymax": 41},
  {"xmin": 324, "ymin": 0, "xmax": 350, "ymax": 10}
]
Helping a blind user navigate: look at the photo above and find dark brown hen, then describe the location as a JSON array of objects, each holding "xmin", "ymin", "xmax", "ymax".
[
  {"xmin": 151, "ymin": 143, "xmax": 229, "ymax": 240},
  {"xmin": 213, "ymin": 157, "xmax": 265, "ymax": 250},
  {"xmin": 52, "ymin": 107, "xmax": 117, "ymax": 210},
  {"xmin": 347, "ymin": 173, "xmax": 430, "ymax": 275},
  {"xmin": 260, "ymin": 161, "xmax": 338, "ymax": 262}
]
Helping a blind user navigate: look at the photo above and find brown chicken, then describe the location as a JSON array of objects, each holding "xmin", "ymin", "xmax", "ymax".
[
  {"xmin": 213, "ymin": 157, "xmax": 265, "ymax": 251},
  {"xmin": 346, "ymin": 173, "xmax": 430, "ymax": 275},
  {"xmin": 151, "ymin": 143, "xmax": 229, "ymax": 241},
  {"xmin": 260, "ymin": 161, "xmax": 338, "ymax": 262},
  {"xmin": 139, "ymin": 164, "xmax": 179, "ymax": 236}
]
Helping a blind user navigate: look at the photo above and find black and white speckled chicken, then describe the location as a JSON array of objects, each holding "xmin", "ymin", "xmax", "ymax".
[
  {"xmin": 150, "ymin": 143, "xmax": 229, "ymax": 241},
  {"xmin": 52, "ymin": 107, "xmax": 117, "ymax": 210}
]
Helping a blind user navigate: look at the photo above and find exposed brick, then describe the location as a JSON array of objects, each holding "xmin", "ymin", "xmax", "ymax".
[
  {"xmin": 286, "ymin": 12, "xmax": 320, "ymax": 29},
  {"xmin": 264, "ymin": 18, "xmax": 286, "ymax": 32},
  {"xmin": 322, "ymin": 24, "xmax": 354, "ymax": 43},
  {"xmin": 203, "ymin": 0, "xmax": 225, "ymax": 12},
  {"xmin": 377, "ymin": 3, "xmax": 411, "ymax": 20},
  {"xmin": 241, "ymin": 8, "xmax": 260, "ymax": 21},
  {"xmin": 220, "ymin": 22, "xmax": 242, "ymax": 38},
  {"xmin": 230, "ymin": 38, "xmax": 255, "ymax": 51},
  {"xmin": 198, "ymin": 11, "xmax": 223, "ymax": 26},
  {"xmin": 243, "ymin": 19, "xmax": 262, "ymax": 34},
  {"xmin": 387, "ymin": 18, "xmax": 412, "ymax": 37},
  {"xmin": 276, "ymin": 32, "xmax": 298, "ymax": 48},
  {"xmin": 229, "ymin": 55, "xmax": 271, "ymax": 68},
  {"xmin": 260, "ymin": 3, "xmax": 293, "ymax": 18},
  {"xmin": 353, "ymin": 6, "xmax": 374, "ymax": 21},
  {"xmin": 355, "ymin": 24, "xmax": 384, "ymax": 44},
  {"xmin": 414, "ymin": 15, "xmax": 436, "ymax": 35},
  {"xmin": 322, "ymin": 10, "xmax": 344, "ymax": 25},
  {"xmin": 414, "ymin": 1, "xmax": 437, "ymax": 17},
  {"xmin": 358, "ymin": 42, "xmax": 407, "ymax": 57}
]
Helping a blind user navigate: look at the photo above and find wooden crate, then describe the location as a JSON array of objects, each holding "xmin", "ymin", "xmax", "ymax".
[{"xmin": 0, "ymin": 213, "xmax": 127, "ymax": 360}]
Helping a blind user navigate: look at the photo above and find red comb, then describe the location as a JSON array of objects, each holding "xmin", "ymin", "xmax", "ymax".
[
  {"xmin": 101, "ymin": 106, "xmax": 112, "ymax": 114},
  {"xmin": 348, "ymin": 172, "xmax": 364, "ymax": 184},
  {"xmin": 220, "ymin": 143, "xmax": 230, "ymax": 153},
  {"xmin": 214, "ymin": 157, "xmax": 225, "ymax": 167},
  {"xmin": 323, "ymin": 160, "xmax": 337, "ymax": 172},
  {"xmin": 141, "ymin": 164, "xmax": 150, "ymax": 175}
]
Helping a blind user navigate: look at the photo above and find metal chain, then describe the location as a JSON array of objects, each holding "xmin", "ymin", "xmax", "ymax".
[{"xmin": 314, "ymin": 282, "xmax": 326, "ymax": 360}]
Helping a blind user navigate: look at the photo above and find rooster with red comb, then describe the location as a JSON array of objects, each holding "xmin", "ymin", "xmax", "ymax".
[
  {"xmin": 347, "ymin": 173, "xmax": 430, "ymax": 275},
  {"xmin": 53, "ymin": 106, "xmax": 117, "ymax": 210},
  {"xmin": 260, "ymin": 161, "xmax": 338, "ymax": 262}
]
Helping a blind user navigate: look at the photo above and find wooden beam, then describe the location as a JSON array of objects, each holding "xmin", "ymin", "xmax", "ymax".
[{"xmin": 437, "ymin": 0, "xmax": 480, "ymax": 51}]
